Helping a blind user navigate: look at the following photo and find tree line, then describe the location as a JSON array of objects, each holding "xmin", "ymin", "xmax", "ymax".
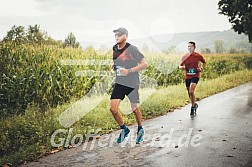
[{"xmin": 1, "ymin": 24, "xmax": 81, "ymax": 48}]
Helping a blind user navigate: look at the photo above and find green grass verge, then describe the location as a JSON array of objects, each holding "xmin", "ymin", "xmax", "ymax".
[{"xmin": 1, "ymin": 70, "xmax": 252, "ymax": 166}]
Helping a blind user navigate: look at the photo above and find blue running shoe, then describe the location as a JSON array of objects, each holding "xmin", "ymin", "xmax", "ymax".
[
  {"xmin": 117, "ymin": 128, "xmax": 130, "ymax": 143},
  {"xmin": 136, "ymin": 129, "xmax": 144, "ymax": 144}
]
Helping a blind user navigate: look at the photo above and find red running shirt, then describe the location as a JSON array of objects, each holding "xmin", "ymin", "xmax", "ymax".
[{"xmin": 180, "ymin": 52, "xmax": 206, "ymax": 79}]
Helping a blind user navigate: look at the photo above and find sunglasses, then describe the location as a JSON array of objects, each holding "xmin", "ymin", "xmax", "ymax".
[{"xmin": 115, "ymin": 33, "xmax": 124, "ymax": 37}]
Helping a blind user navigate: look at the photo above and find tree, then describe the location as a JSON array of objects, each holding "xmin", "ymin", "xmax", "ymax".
[
  {"xmin": 214, "ymin": 40, "xmax": 225, "ymax": 53},
  {"xmin": 218, "ymin": 0, "xmax": 252, "ymax": 42},
  {"xmin": 2, "ymin": 24, "xmax": 61, "ymax": 46},
  {"xmin": 27, "ymin": 24, "xmax": 45, "ymax": 44},
  {"xmin": 63, "ymin": 32, "xmax": 80, "ymax": 48},
  {"xmin": 201, "ymin": 48, "xmax": 212, "ymax": 54},
  {"xmin": 3, "ymin": 25, "xmax": 26, "ymax": 44},
  {"xmin": 43, "ymin": 32, "xmax": 62, "ymax": 46},
  {"xmin": 228, "ymin": 47, "xmax": 238, "ymax": 54}
]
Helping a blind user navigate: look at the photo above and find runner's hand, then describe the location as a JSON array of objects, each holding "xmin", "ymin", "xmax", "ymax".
[
  {"xmin": 178, "ymin": 66, "xmax": 186, "ymax": 70},
  {"xmin": 110, "ymin": 66, "xmax": 115, "ymax": 74},
  {"xmin": 197, "ymin": 67, "xmax": 203, "ymax": 72},
  {"xmin": 119, "ymin": 68, "xmax": 129, "ymax": 76}
]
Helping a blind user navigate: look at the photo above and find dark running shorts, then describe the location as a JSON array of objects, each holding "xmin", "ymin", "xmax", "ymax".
[
  {"xmin": 110, "ymin": 83, "xmax": 140, "ymax": 103},
  {"xmin": 185, "ymin": 77, "xmax": 199, "ymax": 87}
]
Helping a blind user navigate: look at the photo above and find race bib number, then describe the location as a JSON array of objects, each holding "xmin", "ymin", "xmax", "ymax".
[{"xmin": 187, "ymin": 68, "xmax": 197, "ymax": 75}]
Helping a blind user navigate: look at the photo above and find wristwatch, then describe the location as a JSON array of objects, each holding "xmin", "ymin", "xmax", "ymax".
[{"xmin": 128, "ymin": 69, "xmax": 133, "ymax": 73}]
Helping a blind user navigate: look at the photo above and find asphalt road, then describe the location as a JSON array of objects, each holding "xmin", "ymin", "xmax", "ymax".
[{"xmin": 22, "ymin": 81, "xmax": 252, "ymax": 167}]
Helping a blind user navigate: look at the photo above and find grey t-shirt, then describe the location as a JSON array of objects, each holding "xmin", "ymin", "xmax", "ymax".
[{"xmin": 113, "ymin": 43, "xmax": 144, "ymax": 88}]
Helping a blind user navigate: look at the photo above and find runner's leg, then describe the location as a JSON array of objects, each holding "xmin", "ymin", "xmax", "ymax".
[
  {"xmin": 110, "ymin": 99, "xmax": 124, "ymax": 126},
  {"xmin": 110, "ymin": 98, "xmax": 130, "ymax": 143},
  {"xmin": 186, "ymin": 87, "xmax": 190, "ymax": 98},
  {"xmin": 131, "ymin": 103, "xmax": 144, "ymax": 143},
  {"xmin": 189, "ymin": 82, "xmax": 197, "ymax": 107},
  {"xmin": 185, "ymin": 79, "xmax": 191, "ymax": 98},
  {"xmin": 128, "ymin": 88, "xmax": 142, "ymax": 127},
  {"xmin": 131, "ymin": 103, "xmax": 142, "ymax": 127}
]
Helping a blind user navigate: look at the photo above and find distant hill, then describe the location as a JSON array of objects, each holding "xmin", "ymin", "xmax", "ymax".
[
  {"xmin": 80, "ymin": 29, "xmax": 252, "ymax": 53},
  {"xmin": 130, "ymin": 29, "xmax": 252, "ymax": 53}
]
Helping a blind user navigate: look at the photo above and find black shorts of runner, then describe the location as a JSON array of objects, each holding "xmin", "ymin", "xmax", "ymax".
[
  {"xmin": 110, "ymin": 83, "xmax": 140, "ymax": 103},
  {"xmin": 185, "ymin": 77, "xmax": 199, "ymax": 87}
]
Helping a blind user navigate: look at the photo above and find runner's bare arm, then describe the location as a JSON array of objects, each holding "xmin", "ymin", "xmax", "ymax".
[
  {"xmin": 202, "ymin": 62, "xmax": 206, "ymax": 68},
  {"xmin": 198, "ymin": 62, "xmax": 206, "ymax": 72},
  {"xmin": 128, "ymin": 58, "xmax": 149, "ymax": 72},
  {"xmin": 119, "ymin": 58, "xmax": 149, "ymax": 75}
]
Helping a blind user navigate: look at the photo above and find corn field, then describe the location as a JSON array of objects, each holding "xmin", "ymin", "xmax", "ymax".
[{"xmin": 1, "ymin": 42, "xmax": 252, "ymax": 117}]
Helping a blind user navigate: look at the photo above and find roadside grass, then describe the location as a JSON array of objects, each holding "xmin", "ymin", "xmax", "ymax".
[{"xmin": 0, "ymin": 69, "xmax": 252, "ymax": 166}]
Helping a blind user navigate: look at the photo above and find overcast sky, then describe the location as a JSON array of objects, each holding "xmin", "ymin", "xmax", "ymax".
[{"xmin": 0, "ymin": 0, "xmax": 231, "ymax": 43}]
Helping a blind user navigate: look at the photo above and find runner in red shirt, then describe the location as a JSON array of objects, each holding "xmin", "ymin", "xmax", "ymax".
[{"xmin": 179, "ymin": 41, "xmax": 206, "ymax": 116}]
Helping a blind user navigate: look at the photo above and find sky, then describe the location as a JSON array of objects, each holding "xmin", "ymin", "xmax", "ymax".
[{"xmin": 0, "ymin": 0, "xmax": 232, "ymax": 44}]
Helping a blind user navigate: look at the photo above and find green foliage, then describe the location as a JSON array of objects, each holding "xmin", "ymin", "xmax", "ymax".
[
  {"xmin": 214, "ymin": 40, "xmax": 225, "ymax": 53},
  {"xmin": 2, "ymin": 25, "xmax": 61, "ymax": 46},
  {"xmin": 201, "ymin": 48, "xmax": 211, "ymax": 54},
  {"xmin": 63, "ymin": 32, "xmax": 80, "ymax": 48},
  {"xmin": 0, "ymin": 43, "xmax": 102, "ymax": 117},
  {"xmin": 1, "ymin": 40, "xmax": 252, "ymax": 118},
  {"xmin": 3, "ymin": 25, "xmax": 27, "ymax": 44},
  {"xmin": 26, "ymin": 25, "xmax": 45, "ymax": 45},
  {"xmin": 0, "ymin": 104, "xmax": 62, "ymax": 165},
  {"xmin": 228, "ymin": 47, "xmax": 238, "ymax": 54},
  {"xmin": 145, "ymin": 53, "xmax": 252, "ymax": 86},
  {"xmin": 218, "ymin": 0, "xmax": 252, "ymax": 42}
]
